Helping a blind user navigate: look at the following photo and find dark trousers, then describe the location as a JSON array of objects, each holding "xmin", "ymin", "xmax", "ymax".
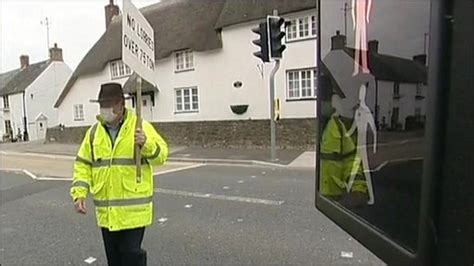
[{"xmin": 101, "ymin": 227, "xmax": 147, "ymax": 266}]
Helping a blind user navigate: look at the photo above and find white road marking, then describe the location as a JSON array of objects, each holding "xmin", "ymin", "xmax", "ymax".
[
  {"xmin": 261, "ymin": 171, "xmax": 266, "ymax": 175},
  {"xmin": 84, "ymin": 257, "xmax": 97, "ymax": 264},
  {"xmin": 373, "ymin": 161, "xmax": 389, "ymax": 172},
  {"xmin": 237, "ymin": 218, "xmax": 244, "ymax": 222},
  {"xmin": 222, "ymin": 186, "xmax": 230, "ymax": 190},
  {"xmin": 36, "ymin": 177, "xmax": 72, "ymax": 181},
  {"xmin": 237, "ymin": 180, "xmax": 244, "ymax": 184},
  {"xmin": 0, "ymin": 167, "xmax": 23, "ymax": 172},
  {"xmin": 158, "ymin": 217, "xmax": 168, "ymax": 223},
  {"xmin": 184, "ymin": 204, "xmax": 193, "ymax": 208},
  {"xmin": 250, "ymin": 175, "xmax": 256, "ymax": 179},
  {"xmin": 154, "ymin": 188, "xmax": 285, "ymax": 206},
  {"xmin": 341, "ymin": 251, "xmax": 354, "ymax": 258},
  {"xmin": 371, "ymin": 157, "xmax": 423, "ymax": 173},
  {"xmin": 154, "ymin": 163, "xmax": 205, "ymax": 176},
  {"xmin": 22, "ymin": 170, "xmax": 37, "ymax": 180}
]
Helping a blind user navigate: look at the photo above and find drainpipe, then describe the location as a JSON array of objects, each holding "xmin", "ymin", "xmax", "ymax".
[{"xmin": 22, "ymin": 92, "xmax": 29, "ymax": 141}]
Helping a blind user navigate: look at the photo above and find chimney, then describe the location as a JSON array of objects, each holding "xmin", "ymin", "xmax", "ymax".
[
  {"xmin": 331, "ymin": 30, "xmax": 346, "ymax": 50},
  {"xmin": 105, "ymin": 0, "xmax": 119, "ymax": 30},
  {"xmin": 368, "ymin": 40, "xmax": 379, "ymax": 53},
  {"xmin": 413, "ymin": 54, "xmax": 427, "ymax": 66},
  {"xmin": 49, "ymin": 43, "xmax": 63, "ymax": 61},
  {"xmin": 20, "ymin": 55, "xmax": 29, "ymax": 69}
]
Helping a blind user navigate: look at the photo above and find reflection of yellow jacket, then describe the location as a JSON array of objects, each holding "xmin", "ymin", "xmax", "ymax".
[
  {"xmin": 70, "ymin": 109, "xmax": 168, "ymax": 231},
  {"xmin": 320, "ymin": 114, "xmax": 367, "ymax": 197}
]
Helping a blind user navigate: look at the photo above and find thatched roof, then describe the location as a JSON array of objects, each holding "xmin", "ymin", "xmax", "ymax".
[
  {"xmin": 215, "ymin": 0, "xmax": 316, "ymax": 29},
  {"xmin": 55, "ymin": 0, "xmax": 316, "ymax": 108}
]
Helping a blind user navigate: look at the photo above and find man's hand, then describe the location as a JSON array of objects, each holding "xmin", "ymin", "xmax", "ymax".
[
  {"xmin": 74, "ymin": 198, "xmax": 87, "ymax": 215},
  {"xmin": 135, "ymin": 128, "xmax": 147, "ymax": 148}
]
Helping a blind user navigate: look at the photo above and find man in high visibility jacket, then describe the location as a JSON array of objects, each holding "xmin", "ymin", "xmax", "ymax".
[
  {"xmin": 319, "ymin": 76, "xmax": 368, "ymax": 206},
  {"xmin": 71, "ymin": 83, "xmax": 168, "ymax": 266}
]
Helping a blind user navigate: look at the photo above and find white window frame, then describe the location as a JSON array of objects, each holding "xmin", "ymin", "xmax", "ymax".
[
  {"xmin": 175, "ymin": 87, "xmax": 199, "ymax": 113},
  {"xmin": 73, "ymin": 104, "xmax": 85, "ymax": 121},
  {"xmin": 286, "ymin": 68, "xmax": 318, "ymax": 100},
  {"xmin": 175, "ymin": 50, "xmax": 194, "ymax": 72},
  {"xmin": 2, "ymin": 95, "xmax": 9, "ymax": 109},
  {"xmin": 286, "ymin": 14, "xmax": 317, "ymax": 42},
  {"xmin": 110, "ymin": 60, "xmax": 132, "ymax": 79}
]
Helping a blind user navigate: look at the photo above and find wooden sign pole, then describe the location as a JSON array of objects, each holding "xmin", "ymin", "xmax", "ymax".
[{"xmin": 135, "ymin": 75, "xmax": 142, "ymax": 182}]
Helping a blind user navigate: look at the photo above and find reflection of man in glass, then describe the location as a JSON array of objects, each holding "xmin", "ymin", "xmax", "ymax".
[
  {"xmin": 352, "ymin": 0, "xmax": 373, "ymax": 76},
  {"xmin": 319, "ymin": 75, "xmax": 369, "ymax": 206},
  {"xmin": 346, "ymin": 84, "xmax": 377, "ymax": 205}
]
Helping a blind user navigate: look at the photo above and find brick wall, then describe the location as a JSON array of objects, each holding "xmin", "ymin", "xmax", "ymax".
[{"xmin": 46, "ymin": 118, "xmax": 317, "ymax": 149}]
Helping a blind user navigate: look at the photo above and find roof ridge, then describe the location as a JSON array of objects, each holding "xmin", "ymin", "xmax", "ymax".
[{"xmin": 0, "ymin": 59, "xmax": 51, "ymax": 75}]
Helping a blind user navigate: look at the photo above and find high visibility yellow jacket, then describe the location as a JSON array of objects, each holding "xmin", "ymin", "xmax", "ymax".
[
  {"xmin": 70, "ymin": 108, "xmax": 168, "ymax": 231},
  {"xmin": 320, "ymin": 114, "xmax": 367, "ymax": 197}
]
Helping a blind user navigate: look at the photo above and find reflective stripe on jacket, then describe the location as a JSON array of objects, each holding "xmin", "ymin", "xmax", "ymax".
[{"xmin": 70, "ymin": 108, "xmax": 168, "ymax": 231}]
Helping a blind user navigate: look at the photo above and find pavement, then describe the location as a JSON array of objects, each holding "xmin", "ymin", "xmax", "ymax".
[
  {"xmin": 0, "ymin": 141, "xmax": 316, "ymax": 169},
  {"xmin": 0, "ymin": 129, "xmax": 424, "ymax": 170},
  {"xmin": 0, "ymin": 162, "xmax": 385, "ymax": 265}
]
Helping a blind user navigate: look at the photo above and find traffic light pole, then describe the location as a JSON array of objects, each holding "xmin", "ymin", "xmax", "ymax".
[{"xmin": 269, "ymin": 59, "xmax": 280, "ymax": 162}]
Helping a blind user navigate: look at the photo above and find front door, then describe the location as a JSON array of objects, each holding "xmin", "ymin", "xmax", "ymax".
[{"xmin": 36, "ymin": 119, "xmax": 47, "ymax": 140}]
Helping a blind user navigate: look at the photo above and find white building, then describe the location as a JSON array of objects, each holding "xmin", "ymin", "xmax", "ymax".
[
  {"xmin": 0, "ymin": 44, "xmax": 72, "ymax": 141},
  {"xmin": 54, "ymin": 0, "xmax": 317, "ymax": 127},
  {"xmin": 323, "ymin": 32, "xmax": 428, "ymax": 130}
]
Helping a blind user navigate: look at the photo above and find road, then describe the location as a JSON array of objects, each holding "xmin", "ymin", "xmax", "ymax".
[{"xmin": 0, "ymin": 153, "xmax": 384, "ymax": 265}]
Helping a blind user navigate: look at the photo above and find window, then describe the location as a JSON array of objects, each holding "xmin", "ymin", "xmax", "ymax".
[
  {"xmin": 110, "ymin": 60, "xmax": 132, "ymax": 79},
  {"xmin": 175, "ymin": 50, "xmax": 194, "ymax": 72},
  {"xmin": 3, "ymin": 96, "xmax": 9, "ymax": 109},
  {"xmin": 4, "ymin": 120, "xmax": 12, "ymax": 135},
  {"xmin": 287, "ymin": 19, "xmax": 298, "ymax": 40},
  {"xmin": 287, "ymin": 68, "xmax": 318, "ymax": 100},
  {"xmin": 286, "ymin": 14, "xmax": 317, "ymax": 41},
  {"xmin": 73, "ymin": 104, "xmax": 84, "ymax": 121},
  {"xmin": 394, "ymin": 83, "xmax": 400, "ymax": 96},
  {"xmin": 175, "ymin": 87, "xmax": 199, "ymax": 112},
  {"xmin": 416, "ymin": 83, "xmax": 423, "ymax": 95},
  {"xmin": 299, "ymin": 17, "xmax": 309, "ymax": 38}
]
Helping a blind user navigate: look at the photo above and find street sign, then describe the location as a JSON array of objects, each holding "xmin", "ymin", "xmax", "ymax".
[{"xmin": 122, "ymin": 0, "xmax": 155, "ymax": 85}]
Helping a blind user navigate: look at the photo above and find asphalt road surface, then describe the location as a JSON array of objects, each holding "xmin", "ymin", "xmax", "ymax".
[{"xmin": 0, "ymin": 162, "xmax": 384, "ymax": 265}]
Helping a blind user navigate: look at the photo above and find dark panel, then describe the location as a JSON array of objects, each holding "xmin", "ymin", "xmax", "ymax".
[{"xmin": 434, "ymin": 0, "xmax": 474, "ymax": 265}]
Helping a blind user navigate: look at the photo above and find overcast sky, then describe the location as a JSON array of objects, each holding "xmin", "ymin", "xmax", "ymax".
[
  {"xmin": 0, "ymin": 0, "xmax": 157, "ymax": 73},
  {"xmin": 321, "ymin": 0, "xmax": 431, "ymax": 59}
]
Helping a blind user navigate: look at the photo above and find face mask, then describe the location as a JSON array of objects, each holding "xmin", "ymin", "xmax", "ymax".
[{"xmin": 100, "ymin": 107, "xmax": 117, "ymax": 123}]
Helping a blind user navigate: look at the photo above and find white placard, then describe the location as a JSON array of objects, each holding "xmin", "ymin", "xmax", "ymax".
[{"xmin": 122, "ymin": 0, "xmax": 155, "ymax": 85}]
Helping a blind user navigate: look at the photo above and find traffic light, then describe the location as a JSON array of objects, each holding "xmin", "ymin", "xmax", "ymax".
[
  {"xmin": 251, "ymin": 22, "xmax": 269, "ymax": 63},
  {"xmin": 268, "ymin": 16, "xmax": 286, "ymax": 59}
]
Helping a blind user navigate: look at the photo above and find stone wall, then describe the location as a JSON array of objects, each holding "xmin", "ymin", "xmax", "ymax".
[{"xmin": 46, "ymin": 118, "xmax": 317, "ymax": 149}]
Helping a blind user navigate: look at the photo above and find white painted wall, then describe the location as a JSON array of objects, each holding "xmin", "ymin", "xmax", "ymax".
[
  {"xmin": 57, "ymin": 65, "xmax": 129, "ymax": 127},
  {"xmin": 0, "ymin": 97, "xmax": 4, "ymax": 138},
  {"xmin": 376, "ymin": 80, "xmax": 394, "ymax": 128},
  {"xmin": 58, "ymin": 9, "xmax": 317, "ymax": 126},
  {"xmin": 376, "ymin": 81, "xmax": 427, "ymax": 129},
  {"xmin": 25, "ymin": 61, "xmax": 72, "ymax": 140},
  {"xmin": 8, "ymin": 93, "xmax": 24, "ymax": 138}
]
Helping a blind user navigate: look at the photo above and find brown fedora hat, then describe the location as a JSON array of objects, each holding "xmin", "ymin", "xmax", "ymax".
[{"xmin": 90, "ymin": 83, "xmax": 126, "ymax": 103}]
